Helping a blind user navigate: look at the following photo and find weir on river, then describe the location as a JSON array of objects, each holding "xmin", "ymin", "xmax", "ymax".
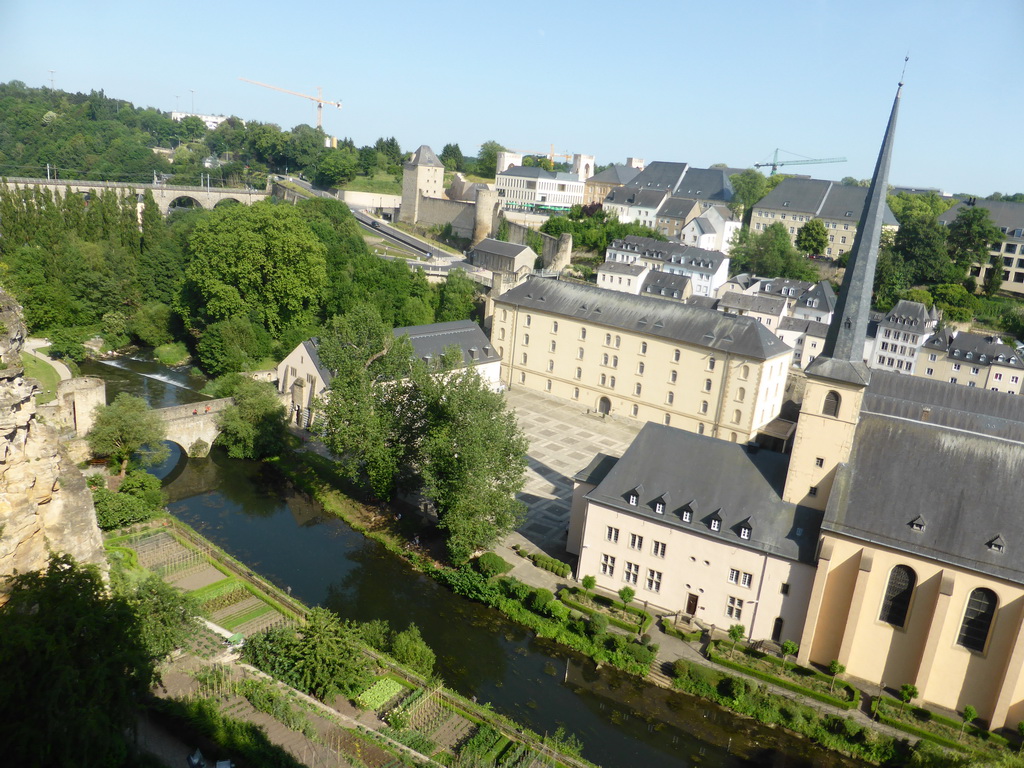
[{"xmin": 87, "ymin": 352, "xmax": 862, "ymax": 768}]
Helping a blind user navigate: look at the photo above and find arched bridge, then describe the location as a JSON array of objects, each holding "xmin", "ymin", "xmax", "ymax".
[
  {"xmin": 0, "ymin": 176, "xmax": 268, "ymax": 215},
  {"xmin": 155, "ymin": 398, "xmax": 233, "ymax": 457}
]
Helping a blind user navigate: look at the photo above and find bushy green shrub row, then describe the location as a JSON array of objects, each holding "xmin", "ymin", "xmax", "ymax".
[
  {"xmin": 235, "ymin": 678, "xmax": 316, "ymax": 738},
  {"xmin": 708, "ymin": 647, "xmax": 859, "ymax": 710},
  {"xmin": 526, "ymin": 552, "xmax": 572, "ymax": 578},
  {"xmin": 872, "ymin": 705, "xmax": 967, "ymax": 753},
  {"xmin": 671, "ymin": 660, "xmax": 905, "ymax": 764},
  {"xmin": 459, "ymin": 724, "xmax": 506, "ymax": 762},
  {"xmin": 872, "ymin": 696, "xmax": 1010, "ymax": 752},
  {"xmin": 660, "ymin": 618, "xmax": 702, "ymax": 642}
]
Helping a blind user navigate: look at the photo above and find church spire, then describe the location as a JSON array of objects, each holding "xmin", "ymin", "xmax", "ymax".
[{"xmin": 806, "ymin": 79, "xmax": 903, "ymax": 385}]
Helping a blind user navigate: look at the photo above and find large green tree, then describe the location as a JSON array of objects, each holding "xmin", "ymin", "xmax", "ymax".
[
  {"xmin": 893, "ymin": 216, "xmax": 953, "ymax": 285},
  {"xmin": 728, "ymin": 222, "xmax": 817, "ymax": 280},
  {"xmin": 183, "ymin": 201, "xmax": 327, "ymax": 333},
  {"xmin": 216, "ymin": 378, "xmax": 288, "ymax": 459},
  {"xmin": 795, "ymin": 218, "xmax": 829, "ymax": 256},
  {"xmin": 474, "ymin": 140, "xmax": 507, "ymax": 178},
  {"xmin": 440, "ymin": 143, "xmax": 464, "ymax": 172},
  {"xmin": 0, "ymin": 555, "xmax": 157, "ymax": 767},
  {"xmin": 87, "ymin": 392, "xmax": 169, "ymax": 474},
  {"xmin": 947, "ymin": 205, "xmax": 1003, "ymax": 272},
  {"xmin": 436, "ymin": 268, "xmax": 477, "ymax": 322}
]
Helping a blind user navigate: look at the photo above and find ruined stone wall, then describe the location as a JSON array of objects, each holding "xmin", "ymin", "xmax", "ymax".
[
  {"xmin": 0, "ymin": 291, "xmax": 104, "ymax": 603},
  {"xmin": 414, "ymin": 195, "xmax": 477, "ymax": 239},
  {"xmin": 503, "ymin": 219, "xmax": 572, "ymax": 270}
]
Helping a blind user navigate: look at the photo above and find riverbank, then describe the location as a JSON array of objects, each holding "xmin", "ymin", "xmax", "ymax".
[{"xmin": 273, "ymin": 446, "xmax": 1024, "ymax": 767}]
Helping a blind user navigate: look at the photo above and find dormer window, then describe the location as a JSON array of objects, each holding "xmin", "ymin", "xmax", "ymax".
[
  {"xmin": 710, "ymin": 519, "xmax": 721, "ymax": 532},
  {"xmin": 909, "ymin": 516, "xmax": 926, "ymax": 532},
  {"xmin": 988, "ymin": 535, "xmax": 1006, "ymax": 553},
  {"xmin": 740, "ymin": 525, "xmax": 751, "ymax": 540},
  {"xmin": 628, "ymin": 493, "xmax": 638, "ymax": 506},
  {"xmin": 655, "ymin": 501, "xmax": 664, "ymax": 514}
]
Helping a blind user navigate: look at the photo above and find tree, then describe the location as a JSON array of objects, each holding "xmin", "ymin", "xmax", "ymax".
[
  {"xmin": 618, "ymin": 586, "xmax": 635, "ymax": 617},
  {"xmin": 886, "ymin": 191, "xmax": 956, "ymax": 226},
  {"xmin": 314, "ymin": 147, "xmax": 359, "ymax": 188},
  {"xmin": 727, "ymin": 624, "xmax": 745, "ymax": 655},
  {"xmin": 898, "ymin": 683, "xmax": 918, "ymax": 717},
  {"xmin": 439, "ymin": 143, "xmax": 464, "ymax": 172},
  {"xmin": 781, "ymin": 640, "xmax": 799, "ymax": 674},
  {"xmin": 960, "ymin": 705, "xmax": 977, "ymax": 741},
  {"xmin": 88, "ymin": 392, "xmax": 168, "ymax": 474},
  {"xmin": 947, "ymin": 206, "xmax": 1002, "ymax": 271},
  {"xmin": 195, "ymin": 316, "xmax": 274, "ymax": 375},
  {"xmin": 984, "ymin": 254, "xmax": 1005, "ymax": 296},
  {"xmin": 729, "ymin": 222, "xmax": 818, "ymax": 280},
  {"xmin": 0, "ymin": 554, "xmax": 156, "ymax": 767},
  {"xmin": 184, "ymin": 202, "xmax": 328, "ymax": 333},
  {"xmin": 435, "ymin": 269, "xmax": 477, "ymax": 322},
  {"xmin": 795, "ymin": 218, "xmax": 829, "ymax": 256},
  {"xmin": 1017, "ymin": 721, "xmax": 1024, "ymax": 752},
  {"xmin": 117, "ymin": 468, "xmax": 166, "ymax": 509},
  {"xmin": 728, "ymin": 169, "xmax": 770, "ymax": 221},
  {"xmin": 828, "ymin": 659, "xmax": 846, "ymax": 694},
  {"xmin": 117, "ymin": 573, "xmax": 200, "ymax": 661},
  {"xmin": 893, "ymin": 216, "xmax": 953, "ymax": 285},
  {"xmin": 474, "ymin": 140, "xmax": 507, "ymax": 178},
  {"xmin": 390, "ymin": 624, "xmax": 435, "ymax": 677},
  {"xmin": 581, "ymin": 575, "xmax": 596, "ymax": 600},
  {"xmin": 216, "ymin": 378, "xmax": 288, "ymax": 459}
]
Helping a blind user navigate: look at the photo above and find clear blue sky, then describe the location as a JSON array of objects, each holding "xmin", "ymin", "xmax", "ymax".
[{"xmin": 3, "ymin": 0, "xmax": 1021, "ymax": 195}]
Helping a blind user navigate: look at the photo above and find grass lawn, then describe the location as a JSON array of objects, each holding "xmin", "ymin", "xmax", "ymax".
[
  {"xmin": 22, "ymin": 353, "xmax": 60, "ymax": 403},
  {"xmin": 342, "ymin": 171, "xmax": 402, "ymax": 195}
]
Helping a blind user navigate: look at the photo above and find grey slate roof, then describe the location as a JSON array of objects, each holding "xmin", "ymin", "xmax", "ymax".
[
  {"xmin": 795, "ymin": 281, "xmax": 837, "ymax": 313},
  {"xmin": 921, "ymin": 330, "xmax": 1023, "ymax": 368},
  {"xmin": 472, "ymin": 238, "xmax": 533, "ymax": 259},
  {"xmin": 656, "ymin": 196, "xmax": 701, "ymax": 220},
  {"xmin": 718, "ymin": 292, "xmax": 787, "ymax": 316},
  {"xmin": 937, "ymin": 200, "xmax": 1024, "ymax": 234},
  {"xmin": 686, "ymin": 296, "xmax": 720, "ymax": 310},
  {"xmin": 585, "ymin": 423, "xmax": 820, "ymax": 563},
  {"xmin": 574, "ymin": 452, "xmax": 619, "ymax": 486},
  {"xmin": 827, "ymin": 411, "xmax": 1024, "ymax": 584},
  {"xmin": 499, "ymin": 165, "xmax": 554, "ymax": 179},
  {"xmin": 758, "ymin": 277, "xmax": 814, "ymax": 298},
  {"xmin": 609, "ymin": 237, "xmax": 727, "ymax": 275},
  {"xmin": 757, "ymin": 178, "xmax": 833, "ymax": 214},
  {"xmin": 627, "ymin": 161, "xmax": 689, "ymax": 192},
  {"xmin": 302, "ymin": 338, "xmax": 333, "ymax": 385},
  {"xmin": 881, "ymin": 299, "xmax": 930, "ymax": 327},
  {"xmin": 673, "ymin": 167, "xmax": 734, "ymax": 202},
  {"xmin": 605, "ymin": 186, "xmax": 668, "ymax": 208},
  {"xmin": 778, "ymin": 317, "xmax": 829, "ymax": 337},
  {"xmin": 407, "ymin": 145, "xmax": 443, "ymax": 168},
  {"xmin": 495, "ymin": 277, "xmax": 791, "ymax": 361},
  {"xmin": 394, "ymin": 320, "xmax": 501, "ymax": 368},
  {"xmin": 587, "ymin": 164, "xmax": 641, "ymax": 185},
  {"xmin": 641, "ymin": 271, "xmax": 690, "ymax": 299},
  {"xmin": 598, "ymin": 261, "xmax": 646, "ymax": 276}
]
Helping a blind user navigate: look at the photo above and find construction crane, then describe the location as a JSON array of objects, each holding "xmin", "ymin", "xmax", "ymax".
[
  {"xmin": 754, "ymin": 149, "xmax": 846, "ymax": 175},
  {"xmin": 239, "ymin": 78, "xmax": 341, "ymax": 130},
  {"xmin": 515, "ymin": 144, "xmax": 574, "ymax": 164}
]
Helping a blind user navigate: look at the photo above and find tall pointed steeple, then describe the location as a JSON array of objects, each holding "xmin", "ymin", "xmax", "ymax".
[{"xmin": 805, "ymin": 80, "xmax": 903, "ymax": 386}]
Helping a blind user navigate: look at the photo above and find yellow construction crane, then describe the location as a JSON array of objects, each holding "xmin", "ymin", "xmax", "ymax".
[
  {"xmin": 239, "ymin": 78, "xmax": 342, "ymax": 130},
  {"xmin": 515, "ymin": 144, "xmax": 574, "ymax": 163}
]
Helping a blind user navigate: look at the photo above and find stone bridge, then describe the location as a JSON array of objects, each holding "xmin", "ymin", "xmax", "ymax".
[
  {"xmin": 155, "ymin": 398, "xmax": 233, "ymax": 457},
  {"xmin": 0, "ymin": 176, "xmax": 268, "ymax": 215}
]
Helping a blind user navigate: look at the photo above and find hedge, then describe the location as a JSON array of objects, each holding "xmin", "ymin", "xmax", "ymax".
[
  {"xmin": 527, "ymin": 552, "xmax": 572, "ymax": 578},
  {"xmin": 559, "ymin": 588, "xmax": 653, "ymax": 634},
  {"xmin": 708, "ymin": 648, "xmax": 860, "ymax": 710},
  {"xmin": 660, "ymin": 618, "xmax": 702, "ymax": 642},
  {"xmin": 872, "ymin": 697, "xmax": 1010, "ymax": 752},
  {"xmin": 476, "ymin": 552, "xmax": 513, "ymax": 577}
]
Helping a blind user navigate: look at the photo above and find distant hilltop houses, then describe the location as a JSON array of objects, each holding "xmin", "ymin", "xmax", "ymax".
[{"xmin": 171, "ymin": 111, "xmax": 234, "ymax": 131}]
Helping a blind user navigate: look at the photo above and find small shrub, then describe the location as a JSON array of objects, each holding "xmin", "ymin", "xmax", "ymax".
[
  {"xmin": 673, "ymin": 659, "xmax": 689, "ymax": 679},
  {"xmin": 588, "ymin": 613, "xmax": 609, "ymax": 637},
  {"xmin": 476, "ymin": 552, "xmax": 512, "ymax": 578},
  {"xmin": 530, "ymin": 588, "xmax": 554, "ymax": 613}
]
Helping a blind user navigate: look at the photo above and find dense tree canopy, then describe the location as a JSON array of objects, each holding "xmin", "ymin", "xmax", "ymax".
[
  {"xmin": 795, "ymin": 218, "xmax": 829, "ymax": 256},
  {"xmin": 0, "ymin": 555, "xmax": 157, "ymax": 767},
  {"xmin": 728, "ymin": 222, "xmax": 817, "ymax": 280},
  {"xmin": 474, "ymin": 140, "xmax": 507, "ymax": 178},
  {"xmin": 88, "ymin": 392, "xmax": 169, "ymax": 474},
  {"xmin": 216, "ymin": 378, "xmax": 288, "ymax": 459},
  {"xmin": 539, "ymin": 205, "xmax": 665, "ymax": 254},
  {"xmin": 947, "ymin": 206, "xmax": 1003, "ymax": 271},
  {"xmin": 183, "ymin": 201, "xmax": 327, "ymax": 333},
  {"xmin": 893, "ymin": 216, "xmax": 954, "ymax": 285}
]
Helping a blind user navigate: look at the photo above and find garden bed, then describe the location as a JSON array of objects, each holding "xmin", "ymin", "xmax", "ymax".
[
  {"xmin": 708, "ymin": 642, "xmax": 859, "ymax": 710},
  {"xmin": 558, "ymin": 587, "xmax": 653, "ymax": 634},
  {"xmin": 872, "ymin": 695, "xmax": 1011, "ymax": 754}
]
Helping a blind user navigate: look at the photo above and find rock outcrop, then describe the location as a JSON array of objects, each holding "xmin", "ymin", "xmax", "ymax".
[{"xmin": 0, "ymin": 290, "xmax": 105, "ymax": 603}]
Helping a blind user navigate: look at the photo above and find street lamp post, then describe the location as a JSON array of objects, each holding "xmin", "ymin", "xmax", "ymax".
[{"xmin": 190, "ymin": 89, "xmax": 195, "ymax": 114}]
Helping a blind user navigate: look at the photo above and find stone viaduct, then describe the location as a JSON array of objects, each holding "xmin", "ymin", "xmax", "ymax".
[{"xmin": 0, "ymin": 176, "xmax": 268, "ymax": 215}]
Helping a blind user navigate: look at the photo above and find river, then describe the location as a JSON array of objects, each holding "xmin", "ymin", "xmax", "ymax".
[{"xmin": 88, "ymin": 354, "xmax": 862, "ymax": 768}]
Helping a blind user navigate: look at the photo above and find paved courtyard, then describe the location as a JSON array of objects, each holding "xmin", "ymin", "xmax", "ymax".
[{"xmin": 502, "ymin": 387, "xmax": 642, "ymax": 559}]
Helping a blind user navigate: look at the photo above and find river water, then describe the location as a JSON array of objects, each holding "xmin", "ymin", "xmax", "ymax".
[{"xmin": 88, "ymin": 354, "xmax": 862, "ymax": 768}]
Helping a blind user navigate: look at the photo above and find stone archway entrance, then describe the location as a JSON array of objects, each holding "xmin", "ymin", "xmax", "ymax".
[{"xmin": 598, "ymin": 396, "xmax": 611, "ymax": 415}]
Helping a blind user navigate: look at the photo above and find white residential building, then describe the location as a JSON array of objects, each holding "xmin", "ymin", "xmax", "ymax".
[{"xmin": 605, "ymin": 236, "xmax": 729, "ymax": 298}]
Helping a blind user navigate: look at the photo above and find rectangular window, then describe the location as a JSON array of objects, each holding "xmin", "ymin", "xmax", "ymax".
[
  {"xmin": 741, "ymin": 572, "xmax": 753, "ymax": 588},
  {"xmin": 728, "ymin": 568, "xmax": 739, "ymax": 584},
  {"xmin": 652, "ymin": 541, "xmax": 666, "ymax": 557},
  {"xmin": 780, "ymin": 583, "xmax": 791, "ymax": 595},
  {"xmin": 726, "ymin": 596, "xmax": 744, "ymax": 621},
  {"xmin": 646, "ymin": 570, "xmax": 662, "ymax": 592},
  {"xmin": 995, "ymin": 373, "xmax": 1004, "ymax": 380},
  {"xmin": 606, "ymin": 526, "xmax": 619, "ymax": 543},
  {"xmin": 629, "ymin": 533, "xmax": 643, "ymax": 550},
  {"xmin": 601, "ymin": 554, "xmax": 615, "ymax": 577},
  {"xmin": 624, "ymin": 562, "xmax": 639, "ymax": 585},
  {"xmin": 815, "ymin": 457, "xmax": 824, "ymax": 467}
]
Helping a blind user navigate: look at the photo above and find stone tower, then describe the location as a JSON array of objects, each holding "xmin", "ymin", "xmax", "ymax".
[
  {"xmin": 783, "ymin": 82, "xmax": 904, "ymax": 511},
  {"xmin": 572, "ymin": 154, "xmax": 596, "ymax": 182},
  {"xmin": 495, "ymin": 151, "xmax": 523, "ymax": 174},
  {"xmin": 399, "ymin": 145, "xmax": 445, "ymax": 225}
]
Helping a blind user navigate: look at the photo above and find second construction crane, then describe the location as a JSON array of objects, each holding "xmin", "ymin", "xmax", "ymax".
[
  {"xmin": 239, "ymin": 78, "xmax": 341, "ymax": 130},
  {"xmin": 754, "ymin": 149, "xmax": 846, "ymax": 175}
]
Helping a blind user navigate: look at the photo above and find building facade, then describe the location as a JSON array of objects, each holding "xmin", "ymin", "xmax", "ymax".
[
  {"xmin": 495, "ymin": 166, "xmax": 585, "ymax": 212},
  {"xmin": 938, "ymin": 199, "xmax": 1024, "ymax": 295},
  {"xmin": 917, "ymin": 329, "xmax": 1024, "ymax": 393},
  {"xmin": 867, "ymin": 300, "xmax": 937, "ymax": 375},
  {"xmin": 491, "ymin": 278, "xmax": 792, "ymax": 443},
  {"xmin": 605, "ymin": 236, "xmax": 729, "ymax": 297}
]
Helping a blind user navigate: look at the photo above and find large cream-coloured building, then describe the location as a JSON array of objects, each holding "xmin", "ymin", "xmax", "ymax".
[
  {"xmin": 567, "ymin": 81, "xmax": 1024, "ymax": 730},
  {"xmin": 491, "ymin": 278, "xmax": 792, "ymax": 443},
  {"xmin": 939, "ymin": 199, "xmax": 1024, "ymax": 295}
]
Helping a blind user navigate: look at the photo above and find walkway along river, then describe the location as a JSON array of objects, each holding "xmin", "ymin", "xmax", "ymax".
[{"xmin": 91, "ymin": 354, "xmax": 863, "ymax": 768}]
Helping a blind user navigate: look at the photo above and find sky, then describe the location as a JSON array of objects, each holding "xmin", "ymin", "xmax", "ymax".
[{"xmin": 3, "ymin": 0, "xmax": 1022, "ymax": 196}]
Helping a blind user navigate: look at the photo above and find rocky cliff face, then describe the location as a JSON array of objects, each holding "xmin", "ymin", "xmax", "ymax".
[{"xmin": 0, "ymin": 291, "xmax": 105, "ymax": 603}]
